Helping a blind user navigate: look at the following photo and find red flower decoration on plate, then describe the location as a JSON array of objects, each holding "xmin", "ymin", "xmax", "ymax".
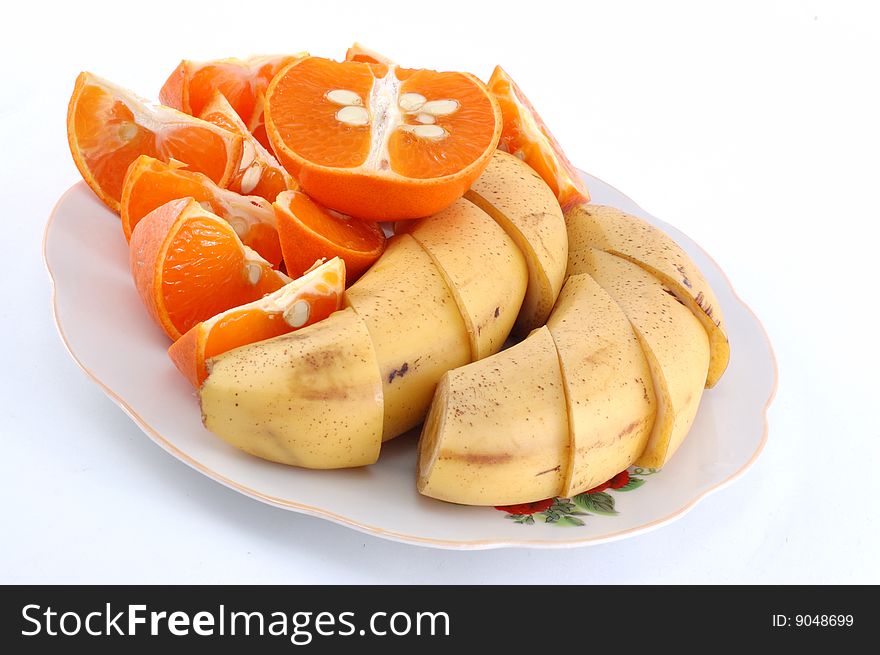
[
  {"xmin": 495, "ymin": 468, "xmax": 656, "ymax": 527},
  {"xmin": 494, "ymin": 498, "xmax": 555, "ymax": 515},
  {"xmin": 586, "ymin": 470, "xmax": 630, "ymax": 494}
]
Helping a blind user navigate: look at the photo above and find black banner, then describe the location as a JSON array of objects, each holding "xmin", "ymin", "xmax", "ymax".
[{"xmin": 0, "ymin": 585, "xmax": 869, "ymax": 651}]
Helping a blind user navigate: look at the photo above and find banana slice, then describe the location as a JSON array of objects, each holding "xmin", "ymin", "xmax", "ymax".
[
  {"xmin": 547, "ymin": 274, "xmax": 657, "ymax": 496},
  {"xmin": 466, "ymin": 150, "xmax": 567, "ymax": 335},
  {"xmin": 565, "ymin": 204, "xmax": 728, "ymax": 387},
  {"xmin": 397, "ymin": 198, "xmax": 527, "ymax": 360},
  {"xmin": 200, "ymin": 307, "xmax": 383, "ymax": 468},
  {"xmin": 345, "ymin": 234, "xmax": 471, "ymax": 440},
  {"xmin": 570, "ymin": 249, "xmax": 710, "ymax": 467},
  {"xmin": 418, "ymin": 326, "xmax": 570, "ymax": 505}
]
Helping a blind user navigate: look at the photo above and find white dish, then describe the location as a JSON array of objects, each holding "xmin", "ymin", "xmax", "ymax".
[{"xmin": 44, "ymin": 173, "xmax": 777, "ymax": 549}]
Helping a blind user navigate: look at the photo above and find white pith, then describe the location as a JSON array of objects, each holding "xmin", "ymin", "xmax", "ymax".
[
  {"xmin": 200, "ymin": 258, "xmax": 344, "ymax": 331},
  {"xmin": 364, "ymin": 66, "xmax": 404, "ymax": 171},
  {"xmin": 328, "ymin": 68, "xmax": 464, "ymax": 169},
  {"xmin": 325, "ymin": 208, "xmax": 353, "ymax": 221},
  {"xmin": 214, "ymin": 191, "xmax": 276, "ymax": 229},
  {"xmin": 510, "ymin": 93, "xmax": 545, "ymax": 159},
  {"xmin": 84, "ymin": 75, "xmax": 234, "ymax": 159},
  {"xmin": 238, "ymin": 140, "xmax": 257, "ymax": 171}
]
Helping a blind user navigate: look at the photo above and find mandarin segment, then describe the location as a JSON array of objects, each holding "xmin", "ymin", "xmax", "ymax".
[
  {"xmin": 159, "ymin": 54, "xmax": 306, "ymax": 150},
  {"xmin": 168, "ymin": 257, "xmax": 346, "ymax": 387},
  {"xmin": 67, "ymin": 72, "xmax": 244, "ymax": 212},
  {"xmin": 488, "ymin": 65, "xmax": 590, "ymax": 210},
  {"xmin": 129, "ymin": 197, "xmax": 288, "ymax": 340},
  {"xmin": 274, "ymin": 190, "xmax": 386, "ymax": 281},
  {"xmin": 120, "ymin": 155, "xmax": 283, "ymax": 267},
  {"xmin": 390, "ymin": 70, "xmax": 498, "ymax": 179},
  {"xmin": 267, "ymin": 57, "xmax": 376, "ymax": 171},
  {"xmin": 198, "ymin": 91, "xmax": 293, "ymax": 202}
]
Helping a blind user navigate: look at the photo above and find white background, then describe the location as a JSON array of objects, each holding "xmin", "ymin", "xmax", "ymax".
[{"xmin": 3, "ymin": 0, "xmax": 879, "ymax": 583}]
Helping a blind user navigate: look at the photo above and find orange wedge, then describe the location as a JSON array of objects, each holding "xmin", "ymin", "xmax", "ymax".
[
  {"xmin": 67, "ymin": 72, "xmax": 243, "ymax": 212},
  {"xmin": 265, "ymin": 57, "xmax": 501, "ymax": 220},
  {"xmin": 160, "ymin": 54, "xmax": 306, "ymax": 150},
  {"xmin": 168, "ymin": 257, "xmax": 345, "ymax": 387},
  {"xmin": 130, "ymin": 197, "xmax": 289, "ymax": 340},
  {"xmin": 198, "ymin": 91, "xmax": 293, "ymax": 201},
  {"xmin": 273, "ymin": 190, "xmax": 386, "ymax": 281},
  {"xmin": 120, "ymin": 156, "xmax": 283, "ymax": 267},
  {"xmin": 344, "ymin": 43, "xmax": 395, "ymax": 65},
  {"xmin": 487, "ymin": 65, "xmax": 590, "ymax": 210}
]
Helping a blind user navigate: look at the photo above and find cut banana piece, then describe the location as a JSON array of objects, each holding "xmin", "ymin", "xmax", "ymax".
[
  {"xmin": 397, "ymin": 198, "xmax": 528, "ymax": 360},
  {"xmin": 200, "ymin": 307, "xmax": 383, "ymax": 468},
  {"xmin": 418, "ymin": 327, "xmax": 570, "ymax": 505},
  {"xmin": 547, "ymin": 274, "xmax": 657, "ymax": 496},
  {"xmin": 345, "ymin": 234, "xmax": 472, "ymax": 440},
  {"xmin": 565, "ymin": 204, "xmax": 729, "ymax": 387},
  {"xmin": 465, "ymin": 150, "xmax": 567, "ymax": 335},
  {"xmin": 569, "ymin": 249, "xmax": 710, "ymax": 467}
]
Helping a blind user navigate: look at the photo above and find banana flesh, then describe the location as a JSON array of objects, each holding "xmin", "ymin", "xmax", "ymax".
[
  {"xmin": 200, "ymin": 150, "xmax": 725, "ymax": 487},
  {"xmin": 466, "ymin": 150, "xmax": 567, "ymax": 335},
  {"xmin": 565, "ymin": 204, "xmax": 728, "ymax": 387},
  {"xmin": 396, "ymin": 198, "xmax": 527, "ymax": 360},
  {"xmin": 417, "ymin": 327, "xmax": 570, "ymax": 505},
  {"xmin": 345, "ymin": 234, "xmax": 473, "ymax": 440},
  {"xmin": 547, "ymin": 274, "xmax": 657, "ymax": 496},
  {"xmin": 200, "ymin": 307, "xmax": 383, "ymax": 468},
  {"xmin": 200, "ymin": 195, "xmax": 530, "ymax": 463},
  {"xmin": 418, "ymin": 207, "xmax": 721, "ymax": 504}
]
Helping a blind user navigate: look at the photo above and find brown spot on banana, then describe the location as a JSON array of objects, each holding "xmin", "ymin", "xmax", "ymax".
[
  {"xmin": 439, "ymin": 451, "xmax": 515, "ymax": 465},
  {"xmin": 388, "ymin": 362, "xmax": 409, "ymax": 383}
]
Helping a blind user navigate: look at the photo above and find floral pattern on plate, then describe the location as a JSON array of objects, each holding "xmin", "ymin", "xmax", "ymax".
[{"xmin": 495, "ymin": 467, "xmax": 659, "ymax": 526}]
